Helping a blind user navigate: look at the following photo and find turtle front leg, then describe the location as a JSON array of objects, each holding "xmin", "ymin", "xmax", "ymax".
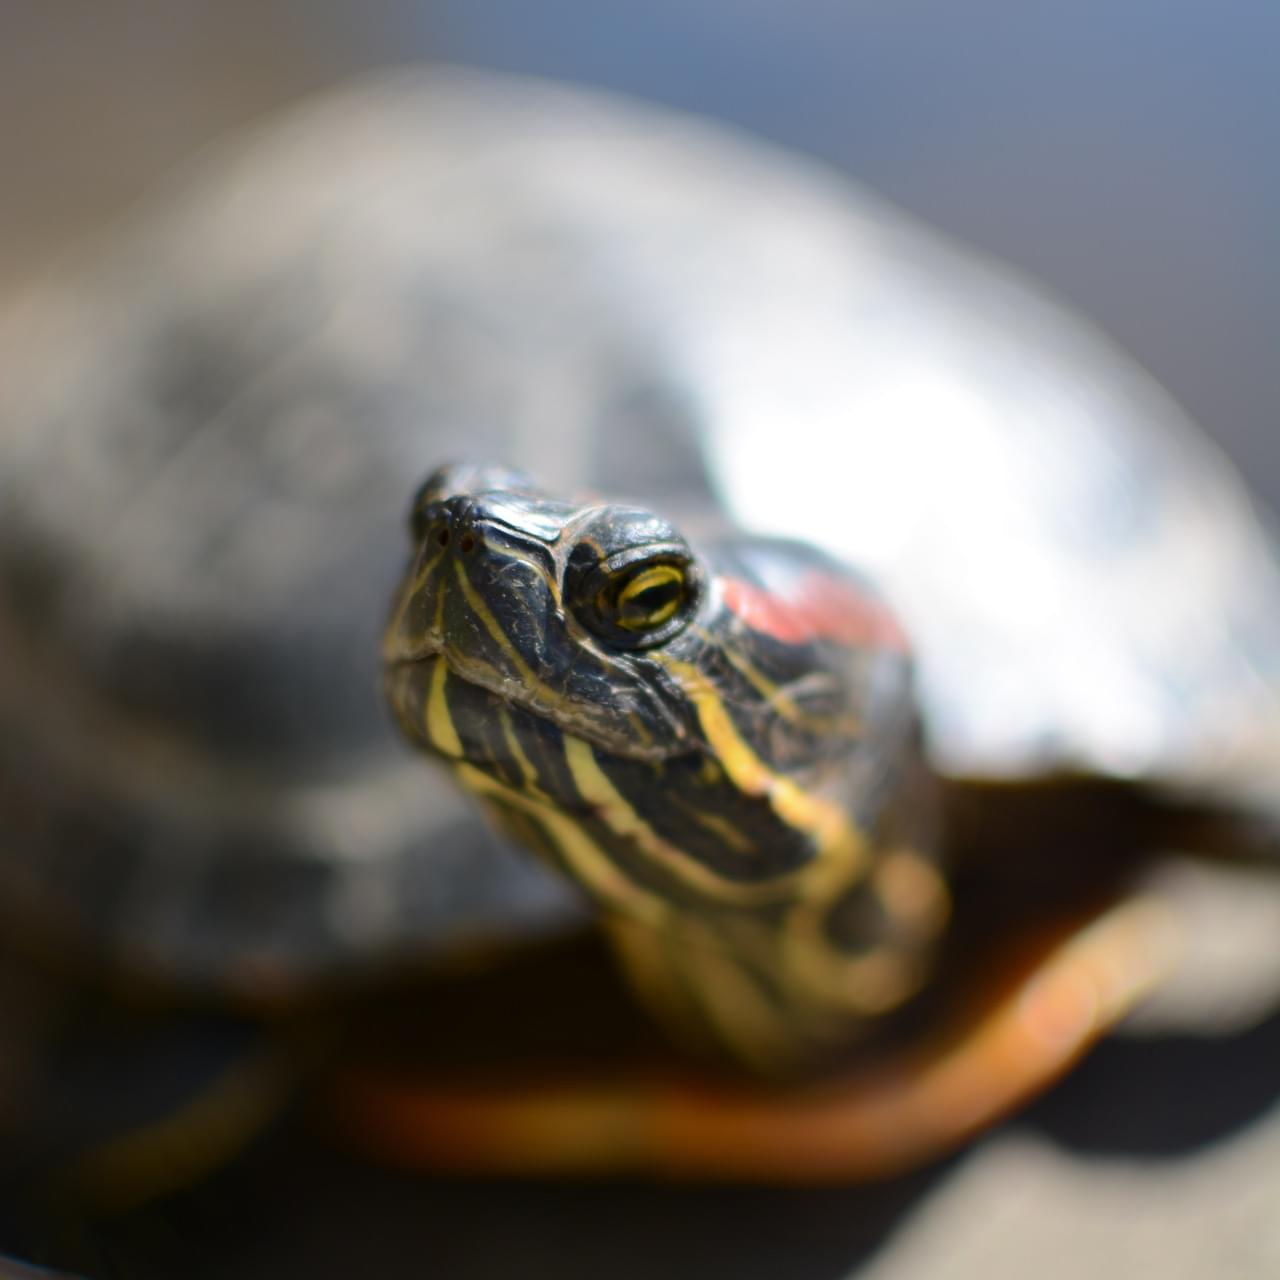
[{"xmin": 326, "ymin": 896, "xmax": 1177, "ymax": 1182}]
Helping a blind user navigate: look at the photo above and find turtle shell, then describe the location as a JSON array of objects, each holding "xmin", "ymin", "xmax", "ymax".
[{"xmin": 2, "ymin": 67, "xmax": 1277, "ymax": 986}]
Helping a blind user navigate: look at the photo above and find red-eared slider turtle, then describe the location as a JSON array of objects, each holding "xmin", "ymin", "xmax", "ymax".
[{"xmin": 1, "ymin": 67, "xmax": 1278, "ymax": 1221}]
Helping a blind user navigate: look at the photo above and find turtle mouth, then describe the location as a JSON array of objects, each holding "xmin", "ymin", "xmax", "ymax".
[{"xmin": 384, "ymin": 645, "xmax": 674, "ymax": 764}]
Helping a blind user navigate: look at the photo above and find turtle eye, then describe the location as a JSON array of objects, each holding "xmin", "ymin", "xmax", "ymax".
[
  {"xmin": 608, "ymin": 562, "xmax": 688, "ymax": 632},
  {"xmin": 568, "ymin": 511, "xmax": 702, "ymax": 650},
  {"xmin": 579, "ymin": 553, "xmax": 699, "ymax": 648}
]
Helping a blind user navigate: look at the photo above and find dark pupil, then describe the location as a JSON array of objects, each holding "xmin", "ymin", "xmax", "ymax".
[{"xmin": 620, "ymin": 579, "xmax": 680, "ymax": 621}]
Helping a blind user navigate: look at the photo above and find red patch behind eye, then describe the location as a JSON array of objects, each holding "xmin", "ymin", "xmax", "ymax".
[{"xmin": 719, "ymin": 573, "xmax": 910, "ymax": 651}]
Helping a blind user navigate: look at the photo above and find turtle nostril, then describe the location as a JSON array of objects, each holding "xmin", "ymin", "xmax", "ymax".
[
  {"xmin": 437, "ymin": 528, "xmax": 451, "ymax": 548},
  {"xmin": 459, "ymin": 532, "xmax": 477, "ymax": 554}
]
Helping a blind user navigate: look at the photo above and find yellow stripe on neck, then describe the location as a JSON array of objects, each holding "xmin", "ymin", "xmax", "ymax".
[
  {"xmin": 453, "ymin": 761, "xmax": 668, "ymax": 927},
  {"xmin": 426, "ymin": 658, "xmax": 463, "ymax": 759},
  {"xmin": 563, "ymin": 736, "xmax": 802, "ymax": 907},
  {"xmin": 657, "ymin": 657, "xmax": 867, "ymax": 884}
]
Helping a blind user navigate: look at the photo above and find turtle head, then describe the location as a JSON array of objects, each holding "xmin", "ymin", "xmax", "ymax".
[
  {"xmin": 383, "ymin": 461, "xmax": 707, "ymax": 764},
  {"xmin": 383, "ymin": 463, "xmax": 926, "ymax": 921},
  {"xmin": 385, "ymin": 463, "xmax": 945, "ymax": 1068}
]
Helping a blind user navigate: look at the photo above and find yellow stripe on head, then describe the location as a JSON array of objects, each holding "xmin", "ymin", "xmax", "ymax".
[
  {"xmin": 452, "ymin": 560, "xmax": 540, "ymax": 688},
  {"xmin": 720, "ymin": 643, "xmax": 861, "ymax": 737},
  {"xmin": 657, "ymin": 657, "xmax": 867, "ymax": 882}
]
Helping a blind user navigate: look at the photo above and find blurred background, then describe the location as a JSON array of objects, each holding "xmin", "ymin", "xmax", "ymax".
[
  {"xmin": 4, "ymin": 0, "xmax": 1278, "ymax": 503},
  {"xmin": 2, "ymin": 3, "xmax": 1279, "ymax": 1278}
]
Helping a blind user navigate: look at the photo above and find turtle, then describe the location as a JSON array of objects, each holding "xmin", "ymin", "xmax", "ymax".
[{"xmin": 1, "ymin": 65, "xmax": 1278, "ymax": 1229}]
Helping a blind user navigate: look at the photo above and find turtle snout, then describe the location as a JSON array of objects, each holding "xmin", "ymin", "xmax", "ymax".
[
  {"xmin": 384, "ymin": 491, "xmax": 555, "ymax": 668},
  {"xmin": 417, "ymin": 495, "xmax": 487, "ymax": 559}
]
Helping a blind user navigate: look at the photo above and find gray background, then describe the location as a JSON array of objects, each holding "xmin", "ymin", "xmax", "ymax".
[
  {"xmin": 2, "ymin": 3, "xmax": 1279, "ymax": 1277},
  {"xmin": 5, "ymin": 2, "xmax": 1278, "ymax": 504}
]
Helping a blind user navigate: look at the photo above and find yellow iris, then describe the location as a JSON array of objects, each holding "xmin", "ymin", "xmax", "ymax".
[{"xmin": 612, "ymin": 563, "xmax": 686, "ymax": 631}]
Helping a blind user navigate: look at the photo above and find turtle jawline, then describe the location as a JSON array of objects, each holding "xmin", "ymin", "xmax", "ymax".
[{"xmin": 386, "ymin": 649, "xmax": 674, "ymax": 765}]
